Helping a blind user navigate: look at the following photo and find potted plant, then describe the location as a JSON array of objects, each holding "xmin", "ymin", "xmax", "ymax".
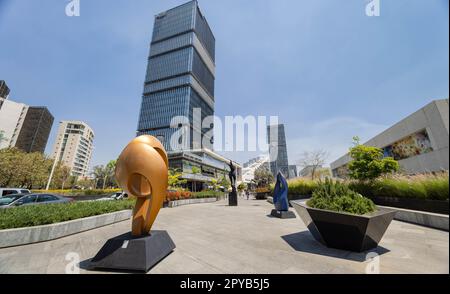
[{"xmin": 291, "ymin": 178, "xmax": 396, "ymax": 252}]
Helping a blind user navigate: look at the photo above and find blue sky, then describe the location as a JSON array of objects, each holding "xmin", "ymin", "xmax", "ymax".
[{"xmin": 0, "ymin": 0, "xmax": 448, "ymax": 168}]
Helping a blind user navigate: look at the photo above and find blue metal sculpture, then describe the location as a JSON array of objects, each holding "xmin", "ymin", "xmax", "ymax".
[{"xmin": 273, "ymin": 172, "xmax": 289, "ymax": 211}]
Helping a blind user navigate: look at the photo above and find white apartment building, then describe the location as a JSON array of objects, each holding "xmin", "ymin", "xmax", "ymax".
[
  {"xmin": 0, "ymin": 97, "xmax": 28, "ymax": 149},
  {"xmin": 51, "ymin": 121, "xmax": 95, "ymax": 178}
]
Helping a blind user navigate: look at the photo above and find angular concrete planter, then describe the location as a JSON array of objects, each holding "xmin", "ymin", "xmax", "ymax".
[
  {"xmin": 0, "ymin": 210, "xmax": 132, "ymax": 248},
  {"xmin": 369, "ymin": 196, "xmax": 449, "ymax": 215},
  {"xmin": 291, "ymin": 200, "xmax": 396, "ymax": 252},
  {"xmin": 168, "ymin": 197, "xmax": 217, "ymax": 208}
]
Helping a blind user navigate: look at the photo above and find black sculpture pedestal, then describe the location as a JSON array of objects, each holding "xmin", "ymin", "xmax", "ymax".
[
  {"xmin": 229, "ymin": 187, "xmax": 238, "ymax": 206},
  {"xmin": 271, "ymin": 209, "xmax": 296, "ymax": 219},
  {"xmin": 90, "ymin": 230, "xmax": 175, "ymax": 272}
]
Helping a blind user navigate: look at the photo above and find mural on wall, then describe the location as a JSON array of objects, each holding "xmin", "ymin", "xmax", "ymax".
[{"xmin": 383, "ymin": 130, "xmax": 433, "ymax": 161}]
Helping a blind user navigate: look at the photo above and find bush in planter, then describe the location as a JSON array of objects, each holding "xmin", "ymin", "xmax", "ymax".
[
  {"xmin": 349, "ymin": 173, "xmax": 449, "ymax": 201},
  {"xmin": 191, "ymin": 191, "xmax": 224, "ymax": 199},
  {"xmin": 166, "ymin": 190, "xmax": 192, "ymax": 201},
  {"xmin": 31, "ymin": 189, "xmax": 122, "ymax": 196},
  {"xmin": 0, "ymin": 199, "xmax": 134, "ymax": 230},
  {"xmin": 286, "ymin": 178, "xmax": 318, "ymax": 197},
  {"xmin": 307, "ymin": 178, "xmax": 376, "ymax": 215}
]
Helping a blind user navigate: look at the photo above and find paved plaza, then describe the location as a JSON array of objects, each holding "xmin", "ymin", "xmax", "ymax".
[{"xmin": 0, "ymin": 199, "xmax": 448, "ymax": 274}]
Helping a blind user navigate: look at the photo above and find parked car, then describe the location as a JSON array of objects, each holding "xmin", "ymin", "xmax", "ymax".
[
  {"xmin": 0, "ymin": 188, "xmax": 31, "ymax": 198},
  {"xmin": 0, "ymin": 193, "xmax": 73, "ymax": 208},
  {"xmin": 96, "ymin": 192, "xmax": 128, "ymax": 201}
]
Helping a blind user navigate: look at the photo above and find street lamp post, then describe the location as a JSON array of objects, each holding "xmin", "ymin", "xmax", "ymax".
[{"xmin": 46, "ymin": 135, "xmax": 63, "ymax": 191}]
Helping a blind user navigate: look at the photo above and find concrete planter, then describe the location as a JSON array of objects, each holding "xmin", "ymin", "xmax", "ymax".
[
  {"xmin": 168, "ymin": 197, "xmax": 217, "ymax": 208},
  {"xmin": 0, "ymin": 210, "xmax": 132, "ymax": 248},
  {"xmin": 368, "ymin": 196, "xmax": 449, "ymax": 215},
  {"xmin": 379, "ymin": 205, "xmax": 449, "ymax": 231},
  {"xmin": 291, "ymin": 200, "xmax": 396, "ymax": 252}
]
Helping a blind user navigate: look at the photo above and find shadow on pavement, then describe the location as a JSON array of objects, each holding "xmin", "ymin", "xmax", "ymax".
[{"xmin": 281, "ymin": 231, "xmax": 390, "ymax": 262}]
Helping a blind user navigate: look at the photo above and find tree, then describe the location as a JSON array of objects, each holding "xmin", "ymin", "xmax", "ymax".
[
  {"xmin": 103, "ymin": 160, "xmax": 117, "ymax": 189},
  {"xmin": 168, "ymin": 169, "xmax": 187, "ymax": 189},
  {"xmin": 77, "ymin": 178, "xmax": 95, "ymax": 190},
  {"xmin": 91, "ymin": 160, "xmax": 118, "ymax": 190},
  {"xmin": 219, "ymin": 176, "xmax": 231, "ymax": 190},
  {"xmin": 208, "ymin": 178, "xmax": 220, "ymax": 191},
  {"xmin": 53, "ymin": 164, "xmax": 71, "ymax": 190},
  {"xmin": 0, "ymin": 148, "xmax": 53, "ymax": 189},
  {"xmin": 191, "ymin": 166, "xmax": 201, "ymax": 175},
  {"xmin": 348, "ymin": 136, "xmax": 399, "ymax": 181},
  {"xmin": 237, "ymin": 182, "xmax": 247, "ymax": 193},
  {"xmin": 93, "ymin": 165, "xmax": 107, "ymax": 189},
  {"xmin": 297, "ymin": 149, "xmax": 329, "ymax": 180},
  {"xmin": 252, "ymin": 165, "xmax": 274, "ymax": 188}
]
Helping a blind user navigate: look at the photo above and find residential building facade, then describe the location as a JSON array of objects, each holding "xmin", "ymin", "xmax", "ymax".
[
  {"xmin": 0, "ymin": 80, "xmax": 10, "ymax": 100},
  {"xmin": 0, "ymin": 98, "xmax": 28, "ymax": 149},
  {"xmin": 51, "ymin": 121, "xmax": 95, "ymax": 178},
  {"xmin": 0, "ymin": 98, "xmax": 53, "ymax": 153},
  {"xmin": 14, "ymin": 107, "xmax": 54, "ymax": 153}
]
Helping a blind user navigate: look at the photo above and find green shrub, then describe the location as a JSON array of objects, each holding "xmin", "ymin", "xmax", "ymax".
[
  {"xmin": 349, "ymin": 173, "xmax": 449, "ymax": 201},
  {"xmin": 287, "ymin": 179, "xmax": 318, "ymax": 196},
  {"xmin": 31, "ymin": 189, "xmax": 121, "ymax": 197},
  {"xmin": 307, "ymin": 178, "xmax": 376, "ymax": 215},
  {"xmin": 191, "ymin": 191, "xmax": 226, "ymax": 199},
  {"xmin": 0, "ymin": 199, "xmax": 134, "ymax": 230},
  {"xmin": 348, "ymin": 136, "xmax": 399, "ymax": 181}
]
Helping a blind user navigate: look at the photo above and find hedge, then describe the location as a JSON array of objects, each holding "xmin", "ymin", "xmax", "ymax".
[
  {"xmin": 349, "ymin": 174, "xmax": 449, "ymax": 201},
  {"xmin": 191, "ymin": 191, "xmax": 227, "ymax": 199},
  {"xmin": 283, "ymin": 173, "xmax": 449, "ymax": 201},
  {"xmin": 0, "ymin": 199, "xmax": 134, "ymax": 230}
]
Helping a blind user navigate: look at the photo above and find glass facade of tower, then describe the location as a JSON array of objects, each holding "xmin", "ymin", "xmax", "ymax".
[
  {"xmin": 137, "ymin": 1, "xmax": 215, "ymax": 152},
  {"xmin": 268, "ymin": 124, "xmax": 290, "ymax": 178}
]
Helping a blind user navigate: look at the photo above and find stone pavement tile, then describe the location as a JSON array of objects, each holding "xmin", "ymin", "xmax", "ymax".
[{"xmin": 0, "ymin": 199, "xmax": 448, "ymax": 274}]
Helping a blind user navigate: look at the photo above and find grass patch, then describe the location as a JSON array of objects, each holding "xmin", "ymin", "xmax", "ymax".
[{"xmin": 0, "ymin": 199, "xmax": 134, "ymax": 230}]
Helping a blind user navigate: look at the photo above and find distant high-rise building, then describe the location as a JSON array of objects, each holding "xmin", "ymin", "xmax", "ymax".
[
  {"xmin": 0, "ymin": 80, "xmax": 10, "ymax": 100},
  {"xmin": 137, "ymin": 0, "xmax": 215, "ymax": 152},
  {"xmin": 51, "ymin": 121, "xmax": 95, "ymax": 178},
  {"xmin": 15, "ymin": 107, "xmax": 54, "ymax": 153},
  {"xmin": 0, "ymin": 98, "xmax": 28, "ymax": 149},
  {"xmin": 267, "ymin": 124, "xmax": 290, "ymax": 178},
  {"xmin": 0, "ymin": 98, "xmax": 53, "ymax": 153},
  {"xmin": 288, "ymin": 165, "xmax": 298, "ymax": 179}
]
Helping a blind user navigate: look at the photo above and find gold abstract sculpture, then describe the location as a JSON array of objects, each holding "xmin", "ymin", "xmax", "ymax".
[{"xmin": 115, "ymin": 135, "xmax": 169, "ymax": 237}]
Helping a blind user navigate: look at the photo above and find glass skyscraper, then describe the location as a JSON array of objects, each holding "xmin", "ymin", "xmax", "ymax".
[
  {"xmin": 268, "ymin": 124, "xmax": 290, "ymax": 178},
  {"xmin": 137, "ymin": 0, "xmax": 215, "ymax": 152}
]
